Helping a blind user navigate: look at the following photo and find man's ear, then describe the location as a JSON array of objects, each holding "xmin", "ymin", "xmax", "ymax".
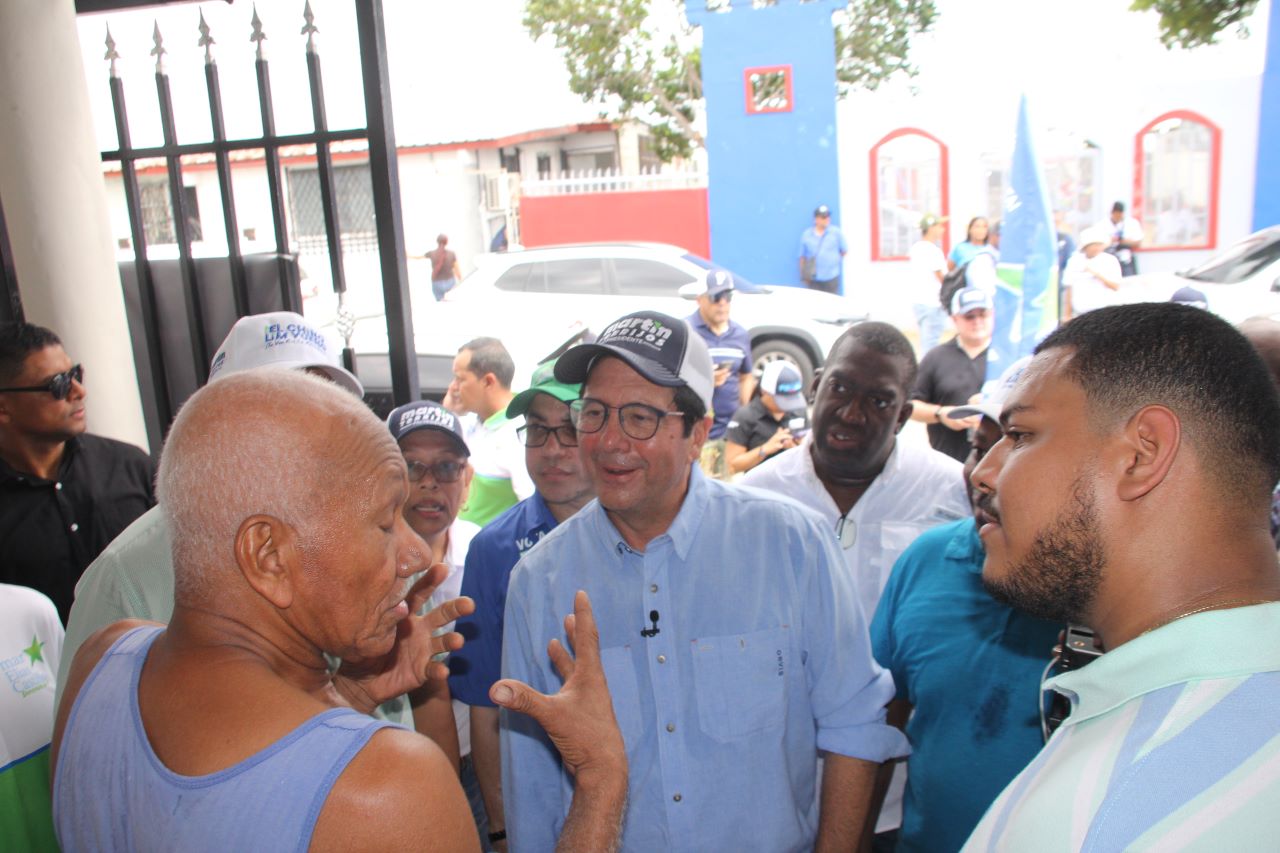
[
  {"xmin": 234, "ymin": 515, "xmax": 299, "ymax": 609},
  {"xmin": 809, "ymin": 368, "xmax": 823, "ymax": 399},
  {"xmin": 689, "ymin": 415, "xmax": 712, "ymax": 460},
  {"xmin": 896, "ymin": 400, "xmax": 914, "ymax": 433},
  {"xmin": 1114, "ymin": 404, "xmax": 1180, "ymax": 502}
]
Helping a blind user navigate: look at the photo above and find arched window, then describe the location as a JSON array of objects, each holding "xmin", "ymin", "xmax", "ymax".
[
  {"xmin": 869, "ymin": 128, "xmax": 948, "ymax": 261},
  {"xmin": 1135, "ymin": 111, "xmax": 1221, "ymax": 250}
]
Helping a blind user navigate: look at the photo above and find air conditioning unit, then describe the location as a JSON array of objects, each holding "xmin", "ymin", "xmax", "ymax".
[{"xmin": 483, "ymin": 172, "xmax": 512, "ymax": 211}]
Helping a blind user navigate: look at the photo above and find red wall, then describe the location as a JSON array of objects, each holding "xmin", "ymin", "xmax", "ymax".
[{"xmin": 520, "ymin": 188, "xmax": 710, "ymax": 257}]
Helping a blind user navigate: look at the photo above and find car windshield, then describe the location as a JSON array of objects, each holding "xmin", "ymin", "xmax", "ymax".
[
  {"xmin": 682, "ymin": 253, "xmax": 766, "ymax": 292},
  {"xmin": 1182, "ymin": 230, "xmax": 1280, "ymax": 284}
]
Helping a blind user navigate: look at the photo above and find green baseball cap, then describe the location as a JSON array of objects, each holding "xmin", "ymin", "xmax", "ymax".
[{"xmin": 506, "ymin": 359, "xmax": 581, "ymax": 418}]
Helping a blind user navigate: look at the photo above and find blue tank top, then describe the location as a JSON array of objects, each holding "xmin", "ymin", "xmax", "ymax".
[{"xmin": 53, "ymin": 626, "xmax": 399, "ymax": 852}]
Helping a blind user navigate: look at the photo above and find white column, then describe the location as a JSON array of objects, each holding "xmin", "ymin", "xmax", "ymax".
[{"xmin": 0, "ymin": 0, "xmax": 150, "ymax": 451}]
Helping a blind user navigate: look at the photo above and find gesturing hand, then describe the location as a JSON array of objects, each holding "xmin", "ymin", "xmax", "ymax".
[
  {"xmin": 490, "ymin": 591, "xmax": 627, "ymax": 782},
  {"xmin": 334, "ymin": 563, "xmax": 476, "ymax": 715}
]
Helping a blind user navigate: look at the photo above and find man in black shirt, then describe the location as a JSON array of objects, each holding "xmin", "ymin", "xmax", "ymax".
[
  {"xmin": 0, "ymin": 322, "xmax": 154, "ymax": 623},
  {"xmin": 909, "ymin": 288, "xmax": 992, "ymax": 462},
  {"xmin": 725, "ymin": 361, "xmax": 809, "ymax": 476}
]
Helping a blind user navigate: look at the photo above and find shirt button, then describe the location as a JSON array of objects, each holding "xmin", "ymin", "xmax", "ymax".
[
  {"xmin": 657, "ymin": 654, "xmax": 666, "ymax": 664},
  {"xmin": 69, "ymin": 522, "xmax": 79, "ymax": 532},
  {"xmin": 673, "ymin": 793, "xmax": 682, "ymax": 803},
  {"xmin": 666, "ymin": 723, "xmax": 675, "ymax": 732},
  {"xmin": 650, "ymin": 584, "xmax": 658, "ymax": 593}
]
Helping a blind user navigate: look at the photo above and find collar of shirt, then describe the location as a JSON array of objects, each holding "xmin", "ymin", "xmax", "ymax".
[
  {"xmin": 1048, "ymin": 601, "xmax": 1280, "ymax": 724},
  {"xmin": 790, "ymin": 434, "xmax": 904, "ymax": 524},
  {"xmin": 588, "ymin": 463, "xmax": 705, "ymax": 561},
  {"xmin": 945, "ymin": 518, "xmax": 985, "ymax": 572},
  {"xmin": 687, "ymin": 311, "xmax": 741, "ymax": 339},
  {"xmin": 0, "ymin": 436, "xmax": 80, "ymax": 486}
]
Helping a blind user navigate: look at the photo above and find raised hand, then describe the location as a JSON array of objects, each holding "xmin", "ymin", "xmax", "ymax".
[{"xmin": 334, "ymin": 563, "xmax": 476, "ymax": 715}]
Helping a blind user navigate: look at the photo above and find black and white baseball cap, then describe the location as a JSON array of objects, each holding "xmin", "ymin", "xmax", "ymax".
[
  {"xmin": 759, "ymin": 361, "xmax": 807, "ymax": 413},
  {"xmin": 386, "ymin": 400, "xmax": 469, "ymax": 457},
  {"xmin": 555, "ymin": 310, "xmax": 714, "ymax": 411}
]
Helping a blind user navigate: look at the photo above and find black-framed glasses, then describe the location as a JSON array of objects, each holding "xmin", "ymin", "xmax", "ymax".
[
  {"xmin": 0, "ymin": 364, "xmax": 83, "ymax": 401},
  {"xmin": 517, "ymin": 422, "xmax": 578, "ymax": 448},
  {"xmin": 406, "ymin": 459, "xmax": 466, "ymax": 484},
  {"xmin": 569, "ymin": 398, "xmax": 682, "ymax": 441}
]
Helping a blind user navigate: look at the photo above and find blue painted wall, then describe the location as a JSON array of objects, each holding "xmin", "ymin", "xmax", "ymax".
[
  {"xmin": 685, "ymin": 0, "xmax": 844, "ymax": 290},
  {"xmin": 1253, "ymin": 0, "xmax": 1280, "ymax": 231}
]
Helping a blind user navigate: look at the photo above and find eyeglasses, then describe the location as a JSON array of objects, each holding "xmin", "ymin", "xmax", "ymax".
[
  {"xmin": 712, "ymin": 291, "xmax": 733, "ymax": 304},
  {"xmin": 569, "ymin": 398, "xmax": 683, "ymax": 441},
  {"xmin": 517, "ymin": 422, "xmax": 578, "ymax": 448},
  {"xmin": 406, "ymin": 459, "xmax": 466, "ymax": 484},
  {"xmin": 0, "ymin": 364, "xmax": 84, "ymax": 400}
]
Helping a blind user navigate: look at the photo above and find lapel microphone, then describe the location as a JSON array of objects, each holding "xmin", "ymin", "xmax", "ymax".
[{"xmin": 641, "ymin": 610, "xmax": 661, "ymax": 638}]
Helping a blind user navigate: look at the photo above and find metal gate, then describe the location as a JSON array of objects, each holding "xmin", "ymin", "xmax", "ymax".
[{"xmin": 89, "ymin": 0, "xmax": 418, "ymax": 450}]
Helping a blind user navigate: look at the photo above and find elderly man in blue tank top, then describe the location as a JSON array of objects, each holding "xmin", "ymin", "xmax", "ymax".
[{"xmin": 50, "ymin": 371, "xmax": 627, "ymax": 852}]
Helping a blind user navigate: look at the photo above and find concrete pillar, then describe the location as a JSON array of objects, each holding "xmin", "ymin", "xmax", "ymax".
[{"xmin": 0, "ymin": 0, "xmax": 150, "ymax": 451}]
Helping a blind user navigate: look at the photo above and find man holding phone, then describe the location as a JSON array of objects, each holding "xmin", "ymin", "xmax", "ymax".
[{"xmin": 687, "ymin": 269, "xmax": 754, "ymax": 479}]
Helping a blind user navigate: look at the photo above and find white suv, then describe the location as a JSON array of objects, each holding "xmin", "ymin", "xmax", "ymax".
[
  {"xmin": 343, "ymin": 243, "xmax": 867, "ymax": 404},
  {"xmin": 449, "ymin": 244, "xmax": 864, "ymax": 380}
]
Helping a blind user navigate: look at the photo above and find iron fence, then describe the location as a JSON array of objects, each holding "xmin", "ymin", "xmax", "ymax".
[{"xmin": 95, "ymin": 0, "xmax": 417, "ymax": 449}]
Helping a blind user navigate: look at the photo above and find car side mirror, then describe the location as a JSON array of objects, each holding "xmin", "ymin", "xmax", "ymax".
[{"xmin": 678, "ymin": 282, "xmax": 702, "ymax": 300}]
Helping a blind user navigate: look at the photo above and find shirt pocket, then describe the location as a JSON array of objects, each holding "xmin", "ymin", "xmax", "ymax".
[
  {"xmin": 876, "ymin": 522, "xmax": 933, "ymax": 588},
  {"xmin": 598, "ymin": 645, "xmax": 644, "ymax": 750},
  {"xmin": 691, "ymin": 626, "xmax": 790, "ymax": 743}
]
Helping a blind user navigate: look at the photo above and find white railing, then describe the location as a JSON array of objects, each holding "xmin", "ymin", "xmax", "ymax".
[{"xmin": 520, "ymin": 165, "xmax": 707, "ymax": 197}]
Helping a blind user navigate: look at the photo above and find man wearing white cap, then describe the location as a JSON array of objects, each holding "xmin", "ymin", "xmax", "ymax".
[
  {"xmin": 55, "ymin": 312, "xmax": 371, "ymax": 708},
  {"xmin": 501, "ymin": 310, "xmax": 906, "ymax": 852},
  {"xmin": 868, "ymin": 357, "xmax": 1059, "ymax": 853},
  {"xmin": 910, "ymin": 287, "xmax": 995, "ymax": 463},
  {"xmin": 1062, "ymin": 226, "xmax": 1124, "ymax": 319},
  {"xmin": 723, "ymin": 360, "xmax": 808, "ymax": 476}
]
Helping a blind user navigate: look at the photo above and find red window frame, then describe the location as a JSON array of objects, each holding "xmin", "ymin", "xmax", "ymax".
[
  {"xmin": 1132, "ymin": 109, "xmax": 1221, "ymax": 251},
  {"xmin": 868, "ymin": 127, "xmax": 950, "ymax": 262},
  {"xmin": 743, "ymin": 65, "xmax": 794, "ymax": 115}
]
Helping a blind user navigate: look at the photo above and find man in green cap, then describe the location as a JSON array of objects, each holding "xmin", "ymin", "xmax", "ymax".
[{"xmin": 448, "ymin": 358, "xmax": 596, "ymax": 851}]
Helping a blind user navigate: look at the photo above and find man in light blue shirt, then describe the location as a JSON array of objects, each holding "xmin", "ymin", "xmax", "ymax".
[
  {"xmin": 799, "ymin": 204, "xmax": 849, "ymax": 294},
  {"xmin": 501, "ymin": 309, "xmax": 907, "ymax": 852}
]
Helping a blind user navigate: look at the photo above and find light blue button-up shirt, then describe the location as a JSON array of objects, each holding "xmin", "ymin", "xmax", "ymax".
[{"xmin": 500, "ymin": 467, "xmax": 908, "ymax": 852}]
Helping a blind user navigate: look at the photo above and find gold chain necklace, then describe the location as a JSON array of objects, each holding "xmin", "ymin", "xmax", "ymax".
[{"xmin": 1140, "ymin": 598, "xmax": 1277, "ymax": 637}]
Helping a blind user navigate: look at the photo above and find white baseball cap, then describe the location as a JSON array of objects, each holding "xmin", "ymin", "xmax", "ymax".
[{"xmin": 208, "ymin": 311, "xmax": 363, "ymax": 396}]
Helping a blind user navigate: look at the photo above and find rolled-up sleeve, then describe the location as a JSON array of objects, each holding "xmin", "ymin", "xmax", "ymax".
[{"xmin": 800, "ymin": 518, "xmax": 910, "ymax": 762}]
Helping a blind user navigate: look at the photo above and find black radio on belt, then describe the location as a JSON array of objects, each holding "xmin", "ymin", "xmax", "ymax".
[{"xmin": 1042, "ymin": 624, "xmax": 1104, "ymax": 740}]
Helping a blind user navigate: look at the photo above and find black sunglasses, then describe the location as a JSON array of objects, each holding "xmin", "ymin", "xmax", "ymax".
[{"xmin": 0, "ymin": 364, "xmax": 84, "ymax": 401}]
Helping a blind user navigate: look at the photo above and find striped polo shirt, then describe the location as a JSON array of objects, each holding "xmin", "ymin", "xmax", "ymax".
[{"xmin": 964, "ymin": 601, "xmax": 1280, "ymax": 851}]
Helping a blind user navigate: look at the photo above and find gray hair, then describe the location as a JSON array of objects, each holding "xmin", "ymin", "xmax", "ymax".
[{"xmin": 157, "ymin": 370, "xmax": 391, "ymax": 603}]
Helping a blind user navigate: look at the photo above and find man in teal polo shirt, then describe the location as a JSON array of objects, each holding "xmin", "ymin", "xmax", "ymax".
[
  {"xmin": 871, "ymin": 357, "xmax": 1058, "ymax": 852},
  {"xmin": 964, "ymin": 303, "xmax": 1280, "ymax": 850}
]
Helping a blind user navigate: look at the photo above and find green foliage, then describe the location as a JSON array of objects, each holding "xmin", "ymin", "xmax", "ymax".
[
  {"xmin": 1129, "ymin": 0, "xmax": 1258, "ymax": 49},
  {"xmin": 834, "ymin": 0, "xmax": 938, "ymax": 95},
  {"xmin": 524, "ymin": 0, "xmax": 702, "ymax": 161},
  {"xmin": 524, "ymin": 0, "xmax": 936, "ymax": 161}
]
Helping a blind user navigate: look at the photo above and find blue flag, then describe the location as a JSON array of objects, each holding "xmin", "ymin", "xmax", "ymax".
[{"xmin": 988, "ymin": 95, "xmax": 1059, "ymax": 390}]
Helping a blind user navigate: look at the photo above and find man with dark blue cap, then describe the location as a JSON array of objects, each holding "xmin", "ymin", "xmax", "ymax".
[
  {"xmin": 501, "ymin": 309, "xmax": 906, "ymax": 853},
  {"xmin": 686, "ymin": 269, "xmax": 754, "ymax": 480}
]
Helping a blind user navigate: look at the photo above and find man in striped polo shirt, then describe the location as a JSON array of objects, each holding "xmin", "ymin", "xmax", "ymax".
[{"xmin": 964, "ymin": 302, "xmax": 1280, "ymax": 850}]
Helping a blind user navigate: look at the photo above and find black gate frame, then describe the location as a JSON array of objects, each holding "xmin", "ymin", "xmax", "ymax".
[{"xmin": 81, "ymin": 0, "xmax": 418, "ymax": 447}]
